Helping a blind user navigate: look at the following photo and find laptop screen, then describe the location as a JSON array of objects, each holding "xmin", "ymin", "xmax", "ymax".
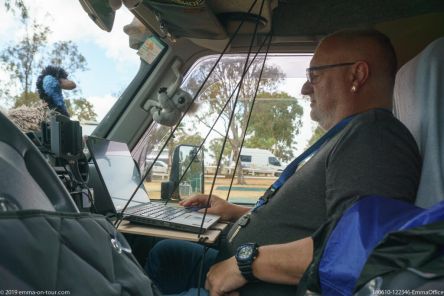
[{"xmin": 87, "ymin": 136, "xmax": 150, "ymax": 212}]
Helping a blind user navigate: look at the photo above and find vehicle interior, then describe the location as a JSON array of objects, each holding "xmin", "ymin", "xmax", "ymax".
[{"xmin": 1, "ymin": 0, "xmax": 444, "ymax": 294}]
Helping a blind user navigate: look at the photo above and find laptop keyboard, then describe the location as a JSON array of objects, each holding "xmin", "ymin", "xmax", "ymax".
[{"xmin": 127, "ymin": 202, "xmax": 188, "ymax": 221}]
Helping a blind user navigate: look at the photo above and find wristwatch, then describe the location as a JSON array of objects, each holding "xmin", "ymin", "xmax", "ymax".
[{"xmin": 235, "ymin": 242, "xmax": 259, "ymax": 282}]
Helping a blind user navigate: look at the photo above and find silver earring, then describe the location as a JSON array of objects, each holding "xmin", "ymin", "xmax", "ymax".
[{"xmin": 351, "ymin": 85, "xmax": 357, "ymax": 92}]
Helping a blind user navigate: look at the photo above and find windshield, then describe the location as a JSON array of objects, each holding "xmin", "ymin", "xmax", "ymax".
[
  {"xmin": 137, "ymin": 54, "xmax": 322, "ymax": 203},
  {"xmin": 0, "ymin": 1, "xmax": 141, "ymax": 135}
]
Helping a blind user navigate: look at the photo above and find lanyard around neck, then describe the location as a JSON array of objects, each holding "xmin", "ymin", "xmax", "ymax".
[
  {"xmin": 252, "ymin": 115, "xmax": 356, "ymax": 213},
  {"xmin": 272, "ymin": 115, "xmax": 355, "ymax": 191}
]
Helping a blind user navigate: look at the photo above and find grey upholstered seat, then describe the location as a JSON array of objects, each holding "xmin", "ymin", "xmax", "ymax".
[{"xmin": 393, "ymin": 37, "xmax": 444, "ymax": 208}]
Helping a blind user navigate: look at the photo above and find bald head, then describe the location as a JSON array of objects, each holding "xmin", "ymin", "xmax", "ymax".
[
  {"xmin": 321, "ymin": 29, "xmax": 397, "ymax": 97},
  {"xmin": 302, "ymin": 29, "xmax": 398, "ymax": 130}
]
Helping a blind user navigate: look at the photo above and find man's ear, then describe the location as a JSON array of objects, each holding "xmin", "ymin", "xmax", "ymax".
[{"xmin": 350, "ymin": 61, "xmax": 369, "ymax": 92}]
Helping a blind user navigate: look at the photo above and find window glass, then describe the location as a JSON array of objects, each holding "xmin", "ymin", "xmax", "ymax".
[
  {"xmin": 0, "ymin": 3, "xmax": 157, "ymax": 137},
  {"xmin": 139, "ymin": 54, "xmax": 319, "ymax": 203},
  {"xmin": 240, "ymin": 155, "xmax": 252, "ymax": 162},
  {"xmin": 268, "ymin": 156, "xmax": 281, "ymax": 166}
]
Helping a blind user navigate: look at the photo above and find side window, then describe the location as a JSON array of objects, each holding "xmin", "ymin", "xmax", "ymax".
[
  {"xmin": 138, "ymin": 54, "xmax": 318, "ymax": 203},
  {"xmin": 0, "ymin": 4, "xmax": 148, "ymax": 140},
  {"xmin": 268, "ymin": 157, "xmax": 281, "ymax": 166},
  {"xmin": 240, "ymin": 155, "xmax": 252, "ymax": 162}
]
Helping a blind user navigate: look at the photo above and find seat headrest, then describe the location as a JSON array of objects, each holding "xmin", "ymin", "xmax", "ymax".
[{"xmin": 394, "ymin": 37, "xmax": 444, "ymax": 208}]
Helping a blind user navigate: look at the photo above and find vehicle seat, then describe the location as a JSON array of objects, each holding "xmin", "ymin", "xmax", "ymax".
[
  {"xmin": 0, "ymin": 111, "xmax": 78, "ymax": 212},
  {"xmin": 297, "ymin": 37, "xmax": 444, "ymax": 296},
  {"xmin": 393, "ymin": 37, "xmax": 444, "ymax": 208},
  {"xmin": 0, "ymin": 109, "xmax": 156, "ymax": 294},
  {"xmin": 351, "ymin": 36, "xmax": 444, "ymax": 294}
]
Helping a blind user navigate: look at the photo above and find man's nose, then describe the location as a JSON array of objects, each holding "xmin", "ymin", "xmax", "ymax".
[{"xmin": 301, "ymin": 81, "xmax": 313, "ymax": 95}]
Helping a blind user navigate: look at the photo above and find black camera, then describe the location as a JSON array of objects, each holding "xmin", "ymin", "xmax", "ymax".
[
  {"xmin": 27, "ymin": 115, "xmax": 92, "ymax": 212},
  {"xmin": 45, "ymin": 115, "xmax": 83, "ymax": 160}
]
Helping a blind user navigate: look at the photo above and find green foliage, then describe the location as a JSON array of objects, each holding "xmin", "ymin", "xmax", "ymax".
[
  {"xmin": 169, "ymin": 124, "xmax": 204, "ymax": 146},
  {"xmin": 11, "ymin": 92, "xmax": 97, "ymax": 122},
  {"xmin": 0, "ymin": 20, "xmax": 50, "ymax": 96},
  {"xmin": 165, "ymin": 124, "xmax": 204, "ymax": 165},
  {"xmin": 0, "ymin": 4, "xmax": 90, "ymax": 119},
  {"xmin": 0, "ymin": 22, "xmax": 87, "ymax": 98},
  {"xmin": 307, "ymin": 125, "xmax": 325, "ymax": 147},
  {"xmin": 175, "ymin": 131, "xmax": 204, "ymax": 146},
  {"xmin": 245, "ymin": 91, "xmax": 303, "ymax": 162},
  {"xmin": 3, "ymin": 0, "xmax": 28, "ymax": 21},
  {"xmin": 184, "ymin": 56, "xmax": 304, "ymax": 183},
  {"xmin": 208, "ymin": 138, "xmax": 233, "ymax": 165},
  {"xmin": 49, "ymin": 41, "xmax": 88, "ymax": 75},
  {"xmin": 13, "ymin": 91, "xmax": 40, "ymax": 108},
  {"xmin": 65, "ymin": 98, "xmax": 98, "ymax": 122}
]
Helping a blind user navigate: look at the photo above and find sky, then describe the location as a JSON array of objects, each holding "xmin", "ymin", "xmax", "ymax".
[
  {"xmin": 0, "ymin": 1, "xmax": 316, "ymax": 157},
  {"xmin": 0, "ymin": 0, "xmax": 140, "ymax": 121}
]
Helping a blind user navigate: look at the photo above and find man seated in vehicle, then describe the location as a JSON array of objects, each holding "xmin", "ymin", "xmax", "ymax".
[{"xmin": 146, "ymin": 29, "xmax": 422, "ymax": 296}]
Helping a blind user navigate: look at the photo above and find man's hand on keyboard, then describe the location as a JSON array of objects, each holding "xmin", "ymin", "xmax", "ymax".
[{"xmin": 179, "ymin": 195, "xmax": 250, "ymax": 222}]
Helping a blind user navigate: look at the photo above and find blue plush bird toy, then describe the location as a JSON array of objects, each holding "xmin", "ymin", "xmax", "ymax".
[{"xmin": 36, "ymin": 66, "xmax": 76, "ymax": 117}]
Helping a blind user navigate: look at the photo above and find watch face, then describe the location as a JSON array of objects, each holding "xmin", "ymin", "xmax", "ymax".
[{"xmin": 238, "ymin": 245, "xmax": 253, "ymax": 260}]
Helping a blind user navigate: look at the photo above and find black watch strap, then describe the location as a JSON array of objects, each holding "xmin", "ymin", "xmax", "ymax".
[
  {"xmin": 236, "ymin": 243, "xmax": 259, "ymax": 282},
  {"xmin": 238, "ymin": 262, "xmax": 258, "ymax": 282}
]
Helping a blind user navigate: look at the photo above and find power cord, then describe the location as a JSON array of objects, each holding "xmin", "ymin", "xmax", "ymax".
[
  {"xmin": 198, "ymin": 0, "xmax": 268, "ymax": 238},
  {"xmin": 63, "ymin": 161, "xmax": 97, "ymax": 213},
  {"xmin": 163, "ymin": 32, "xmax": 273, "ymax": 212},
  {"xmin": 114, "ymin": 0, "xmax": 261, "ymax": 229}
]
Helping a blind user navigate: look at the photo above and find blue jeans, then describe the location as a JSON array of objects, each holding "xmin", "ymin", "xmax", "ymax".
[
  {"xmin": 164, "ymin": 288, "xmax": 209, "ymax": 296},
  {"xmin": 145, "ymin": 239, "xmax": 218, "ymax": 295}
]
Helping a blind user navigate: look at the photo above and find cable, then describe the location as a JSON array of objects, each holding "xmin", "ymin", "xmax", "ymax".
[
  {"xmin": 163, "ymin": 34, "xmax": 272, "ymax": 208},
  {"xmin": 63, "ymin": 162, "xmax": 97, "ymax": 213},
  {"xmin": 193, "ymin": 30, "xmax": 271, "ymax": 293},
  {"xmin": 195, "ymin": 8, "xmax": 270, "ymax": 292},
  {"xmin": 66, "ymin": 162, "xmax": 96, "ymax": 212},
  {"xmin": 114, "ymin": 0, "xmax": 260, "ymax": 228},
  {"xmin": 226, "ymin": 29, "xmax": 272, "ymax": 201},
  {"xmin": 198, "ymin": 0, "xmax": 267, "ymax": 237},
  {"xmin": 137, "ymin": 0, "xmax": 260, "ymax": 186}
]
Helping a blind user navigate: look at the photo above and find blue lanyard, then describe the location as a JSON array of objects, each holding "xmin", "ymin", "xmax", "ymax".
[{"xmin": 252, "ymin": 115, "xmax": 355, "ymax": 212}]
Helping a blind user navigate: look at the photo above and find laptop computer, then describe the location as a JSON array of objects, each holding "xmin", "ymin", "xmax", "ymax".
[{"xmin": 86, "ymin": 136, "xmax": 220, "ymax": 233}]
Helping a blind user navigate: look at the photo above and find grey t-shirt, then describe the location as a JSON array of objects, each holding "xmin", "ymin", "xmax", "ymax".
[{"xmin": 218, "ymin": 109, "xmax": 421, "ymax": 296}]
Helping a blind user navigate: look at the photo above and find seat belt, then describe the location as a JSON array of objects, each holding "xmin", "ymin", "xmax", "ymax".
[{"xmin": 252, "ymin": 114, "xmax": 355, "ymax": 212}]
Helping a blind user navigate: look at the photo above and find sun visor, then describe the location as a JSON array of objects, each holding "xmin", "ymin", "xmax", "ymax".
[
  {"xmin": 209, "ymin": 0, "xmax": 277, "ymax": 35},
  {"xmin": 126, "ymin": 0, "xmax": 228, "ymax": 40},
  {"xmin": 79, "ymin": 0, "xmax": 116, "ymax": 32},
  {"xmin": 124, "ymin": 0, "xmax": 277, "ymax": 52}
]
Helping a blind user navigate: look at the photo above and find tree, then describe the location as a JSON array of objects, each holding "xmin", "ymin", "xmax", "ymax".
[
  {"xmin": 0, "ymin": 20, "xmax": 50, "ymax": 102},
  {"xmin": 12, "ymin": 92, "xmax": 97, "ymax": 122},
  {"xmin": 13, "ymin": 91, "xmax": 40, "ymax": 108},
  {"xmin": 164, "ymin": 124, "xmax": 204, "ymax": 166},
  {"xmin": 307, "ymin": 125, "xmax": 325, "ymax": 147},
  {"xmin": 0, "ymin": 4, "xmax": 90, "ymax": 118},
  {"xmin": 65, "ymin": 98, "xmax": 97, "ymax": 122},
  {"xmin": 3, "ymin": 0, "xmax": 28, "ymax": 20},
  {"xmin": 246, "ymin": 92, "xmax": 303, "ymax": 162},
  {"xmin": 49, "ymin": 41, "xmax": 88, "ymax": 78},
  {"xmin": 0, "ymin": 23, "xmax": 87, "ymax": 100},
  {"xmin": 184, "ymin": 56, "xmax": 303, "ymax": 184},
  {"xmin": 208, "ymin": 138, "xmax": 232, "ymax": 165}
]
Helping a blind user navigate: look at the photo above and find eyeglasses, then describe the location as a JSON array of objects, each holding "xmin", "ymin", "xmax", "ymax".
[{"xmin": 306, "ymin": 62, "xmax": 356, "ymax": 84}]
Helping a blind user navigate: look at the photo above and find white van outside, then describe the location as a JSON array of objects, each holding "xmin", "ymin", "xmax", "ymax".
[{"xmin": 238, "ymin": 148, "xmax": 285, "ymax": 176}]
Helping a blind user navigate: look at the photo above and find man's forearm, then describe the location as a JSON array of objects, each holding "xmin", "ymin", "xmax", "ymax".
[
  {"xmin": 252, "ymin": 237, "xmax": 313, "ymax": 285},
  {"xmin": 227, "ymin": 204, "xmax": 251, "ymax": 221}
]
